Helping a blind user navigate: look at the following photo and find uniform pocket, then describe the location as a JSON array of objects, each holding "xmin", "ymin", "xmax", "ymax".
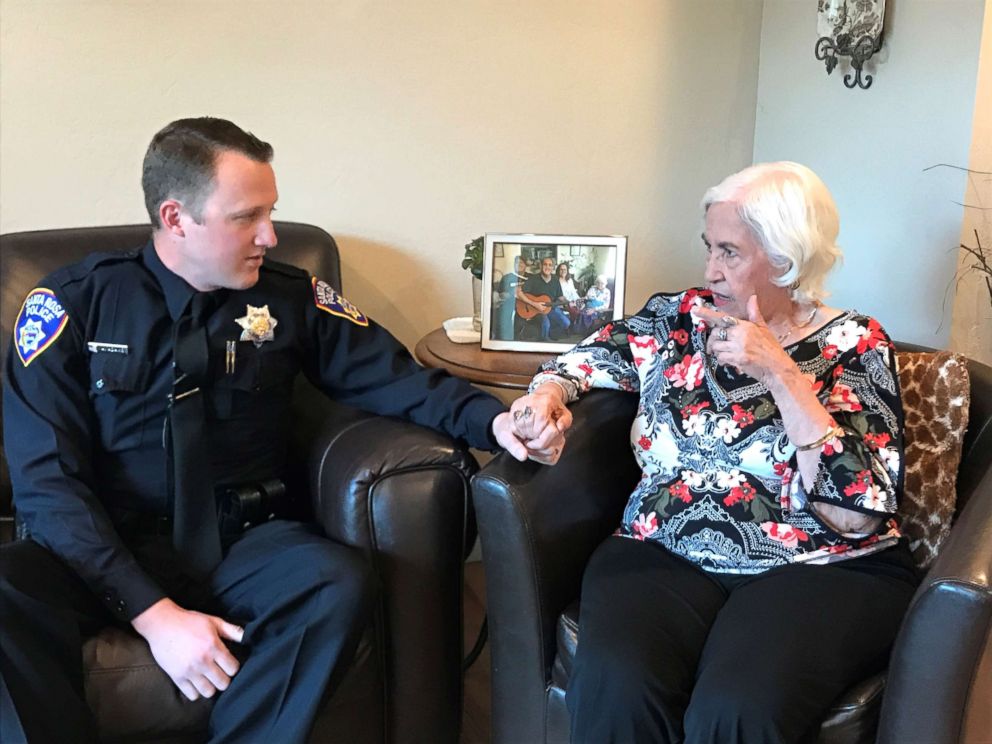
[
  {"xmin": 90, "ymin": 354, "xmax": 151, "ymax": 394},
  {"xmin": 89, "ymin": 354, "xmax": 154, "ymax": 449}
]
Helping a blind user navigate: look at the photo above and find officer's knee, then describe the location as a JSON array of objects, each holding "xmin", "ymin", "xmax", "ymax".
[{"xmin": 303, "ymin": 544, "xmax": 378, "ymax": 628}]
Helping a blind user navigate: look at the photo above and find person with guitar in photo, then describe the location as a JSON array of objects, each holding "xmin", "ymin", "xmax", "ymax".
[
  {"xmin": 516, "ymin": 257, "xmax": 572, "ymax": 341},
  {"xmin": 494, "ymin": 256, "xmax": 528, "ymax": 340}
]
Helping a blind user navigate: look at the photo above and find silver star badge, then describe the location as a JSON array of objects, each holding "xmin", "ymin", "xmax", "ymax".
[{"xmin": 235, "ymin": 304, "xmax": 278, "ymax": 348}]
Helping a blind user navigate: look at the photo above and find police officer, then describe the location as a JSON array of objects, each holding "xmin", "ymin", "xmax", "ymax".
[{"xmin": 0, "ymin": 117, "xmax": 549, "ymax": 742}]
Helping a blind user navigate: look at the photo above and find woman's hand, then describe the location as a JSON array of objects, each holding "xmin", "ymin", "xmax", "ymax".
[
  {"xmin": 495, "ymin": 382, "xmax": 573, "ymax": 464},
  {"xmin": 695, "ymin": 296, "xmax": 795, "ymax": 386}
]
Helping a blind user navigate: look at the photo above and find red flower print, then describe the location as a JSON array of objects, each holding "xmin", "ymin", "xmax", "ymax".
[
  {"xmin": 863, "ymin": 432, "xmax": 891, "ymax": 450},
  {"xmin": 856, "ymin": 318, "xmax": 887, "ymax": 354},
  {"xmin": 731, "ymin": 404, "xmax": 755, "ymax": 426},
  {"xmin": 638, "ymin": 435, "xmax": 652, "ymax": 450},
  {"xmin": 723, "ymin": 482, "xmax": 756, "ymax": 507},
  {"xmin": 631, "ymin": 511, "xmax": 659, "ymax": 539},
  {"xmin": 825, "ymin": 382, "xmax": 862, "ymax": 413},
  {"xmin": 822, "ymin": 429, "xmax": 844, "ymax": 456},
  {"xmin": 773, "ymin": 462, "xmax": 794, "ymax": 487},
  {"xmin": 578, "ymin": 363, "xmax": 594, "ymax": 376},
  {"xmin": 668, "ymin": 480, "xmax": 692, "ymax": 503},
  {"xmin": 760, "ymin": 522, "xmax": 810, "ymax": 549},
  {"xmin": 680, "ymin": 401, "xmax": 710, "ymax": 418},
  {"xmin": 664, "ymin": 352, "xmax": 705, "ymax": 391},
  {"xmin": 843, "ymin": 469, "xmax": 873, "ymax": 497},
  {"xmin": 629, "ymin": 335, "xmax": 658, "ymax": 351},
  {"xmin": 595, "ymin": 323, "xmax": 614, "ymax": 342},
  {"xmin": 679, "ymin": 288, "xmax": 711, "ymax": 314},
  {"xmin": 857, "ymin": 534, "xmax": 880, "ymax": 548},
  {"xmin": 832, "ymin": 366, "xmax": 844, "ymax": 378},
  {"xmin": 822, "ymin": 344, "xmax": 839, "ymax": 360},
  {"xmin": 669, "ymin": 329, "xmax": 689, "ymax": 345},
  {"xmin": 629, "ymin": 334, "xmax": 659, "ymax": 369}
]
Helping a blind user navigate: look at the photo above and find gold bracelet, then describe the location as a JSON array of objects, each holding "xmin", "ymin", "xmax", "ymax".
[{"xmin": 795, "ymin": 425, "xmax": 843, "ymax": 452}]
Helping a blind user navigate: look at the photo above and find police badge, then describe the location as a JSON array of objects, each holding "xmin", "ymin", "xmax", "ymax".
[
  {"xmin": 14, "ymin": 288, "xmax": 70, "ymax": 366},
  {"xmin": 235, "ymin": 305, "xmax": 278, "ymax": 347}
]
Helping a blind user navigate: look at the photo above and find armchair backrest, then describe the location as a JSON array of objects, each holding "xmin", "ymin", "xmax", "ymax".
[{"xmin": 0, "ymin": 221, "xmax": 342, "ymax": 539}]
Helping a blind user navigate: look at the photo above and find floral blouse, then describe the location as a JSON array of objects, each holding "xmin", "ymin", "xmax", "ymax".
[{"xmin": 532, "ymin": 288, "xmax": 904, "ymax": 574}]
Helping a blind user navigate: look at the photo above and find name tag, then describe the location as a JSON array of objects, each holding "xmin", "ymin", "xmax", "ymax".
[{"xmin": 87, "ymin": 342, "xmax": 129, "ymax": 355}]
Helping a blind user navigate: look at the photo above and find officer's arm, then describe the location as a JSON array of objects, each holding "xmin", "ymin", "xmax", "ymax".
[
  {"xmin": 302, "ymin": 279, "xmax": 507, "ymax": 450},
  {"xmin": 4, "ymin": 289, "xmax": 165, "ymax": 622}
]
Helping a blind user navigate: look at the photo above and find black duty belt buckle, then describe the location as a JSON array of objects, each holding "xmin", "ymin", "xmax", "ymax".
[{"xmin": 217, "ymin": 478, "xmax": 287, "ymax": 535}]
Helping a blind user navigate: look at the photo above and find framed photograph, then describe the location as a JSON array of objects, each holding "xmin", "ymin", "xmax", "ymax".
[{"xmin": 481, "ymin": 233, "xmax": 627, "ymax": 352}]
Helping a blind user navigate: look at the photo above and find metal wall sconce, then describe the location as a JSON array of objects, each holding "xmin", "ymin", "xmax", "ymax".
[{"xmin": 815, "ymin": 0, "xmax": 885, "ymax": 90}]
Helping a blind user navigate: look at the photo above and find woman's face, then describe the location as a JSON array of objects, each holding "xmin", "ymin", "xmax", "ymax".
[
  {"xmin": 702, "ymin": 201, "xmax": 788, "ymax": 319},
  {"xmin": 557, "ymin": 264, "xmax": 568, "ymax": 278}
]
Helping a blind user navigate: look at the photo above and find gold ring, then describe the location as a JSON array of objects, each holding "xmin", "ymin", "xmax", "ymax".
[{"xmin": 721, "ymin": 315, "xmax": 738, "ymax": 327}]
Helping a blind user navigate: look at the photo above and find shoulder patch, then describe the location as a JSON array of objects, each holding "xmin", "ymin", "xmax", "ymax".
[
  {"xmin": 14, "ymin": 288, "xmax": 70, "ymax": 366},
  {"xmin": 312, "ymin": 277, "xmax": 368, "ymax": 327}
]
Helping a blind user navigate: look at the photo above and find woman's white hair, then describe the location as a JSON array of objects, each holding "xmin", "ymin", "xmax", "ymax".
[{"xmin": 701, "ymin": 161, "xmax": 842, "ymax": 305}]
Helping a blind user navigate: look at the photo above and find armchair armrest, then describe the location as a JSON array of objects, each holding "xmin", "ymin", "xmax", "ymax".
[
  {"xmin": 305, "ymin": 398, "xmax": 479, "ymax": 744},
  {"xmin": 472, "ymin": 389, "xmax": 640, "ymax": 744},
  {"xmin": 878, "ymin": 467, "xmax": 992, "ymax": 744}
]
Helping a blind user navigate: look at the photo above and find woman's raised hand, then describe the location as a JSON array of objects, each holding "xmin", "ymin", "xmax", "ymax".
[{"xmin": 695, "ymin": 296, "xmax": 794, "ymax": 386}]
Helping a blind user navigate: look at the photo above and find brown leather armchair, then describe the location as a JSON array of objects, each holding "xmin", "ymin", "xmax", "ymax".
[
  {"xmin": 1, "ymin": 223, "xmax": 475, "ymax": 744},
  {"xmin": 473, "ymin": 346, "xmax": 992, "ymax": 744}
]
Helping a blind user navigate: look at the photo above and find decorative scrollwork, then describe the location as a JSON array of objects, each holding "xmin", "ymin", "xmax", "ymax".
[
  {"xmin": 815, "ymin": 33, "xmax": 878, "ymax": 90},
  {"xmin": 814, "ymin": 37, "xmax": 839, "ymax": 75}
]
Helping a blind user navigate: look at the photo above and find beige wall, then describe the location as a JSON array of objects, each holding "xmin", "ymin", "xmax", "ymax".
[
  {"xmin": 950, "ymin": 0, "xmax": 992, "ymax": 365},
  {"xmin": 753, "ymin": 0, "xmax": 985, "ymax": 348},
  {"xmin": 0, "ymin": 0, "xmax": 763, "ymax": 351}
]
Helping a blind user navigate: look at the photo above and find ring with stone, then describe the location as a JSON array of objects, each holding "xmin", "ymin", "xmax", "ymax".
[
  {"xmin": 721, "ymin": 315, "xmax": 738, "ymax": 327},
  {"xmin": 717, "ymin": 327, "xmax": 728, "ymax": 342}
]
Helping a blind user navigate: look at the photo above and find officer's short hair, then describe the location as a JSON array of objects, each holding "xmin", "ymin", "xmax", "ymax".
[{"xmin": 142, "ymin": 117, "xmax": 273, "ymax": 228}]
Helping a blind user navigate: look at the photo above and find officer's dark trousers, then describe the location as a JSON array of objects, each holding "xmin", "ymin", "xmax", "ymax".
[
  {"xmin": 0, "ymin": 520, "xmax": 376, "ymax": 744},
  {"xmin": 566, "ymin": 536, "xmax": 919, "ymax": 744}
]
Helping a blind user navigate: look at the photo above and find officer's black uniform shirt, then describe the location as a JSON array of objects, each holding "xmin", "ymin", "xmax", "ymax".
[{"xmin": 4, "ymin": 242, "xmax": 505, "ymax": 621}]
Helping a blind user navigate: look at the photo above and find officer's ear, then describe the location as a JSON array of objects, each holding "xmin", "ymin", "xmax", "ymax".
[{"xmin": 159, "ymin": 200, "xmax": 186, "ymax": 237}]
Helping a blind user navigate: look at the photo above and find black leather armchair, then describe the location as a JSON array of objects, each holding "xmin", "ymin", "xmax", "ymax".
[
  {"xmin": 1, "ymin": 223, "xmax": 475, "ymax": 744},
  {"xmin": 473, "ymin": 347, "xmax": 992, "ymax": 744}
]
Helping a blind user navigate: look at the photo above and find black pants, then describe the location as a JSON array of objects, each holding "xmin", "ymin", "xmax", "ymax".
[
  {"xmin": 566, "ymin": 536, "xmax": 919, "ymax": 744},
  {"xmin": 0, "ymin": 520, "xmax": 377, "ymax": 743}
]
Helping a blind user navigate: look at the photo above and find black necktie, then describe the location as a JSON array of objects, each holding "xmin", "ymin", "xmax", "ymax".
[{"xmin": 170, "ymin": 292, "xmax": 222, "ymax": 577}]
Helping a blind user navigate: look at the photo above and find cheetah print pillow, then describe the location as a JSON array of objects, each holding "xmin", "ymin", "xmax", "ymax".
[{"xmin": 896, "ymin": 351, "xmax": 970, "ymax": 568}]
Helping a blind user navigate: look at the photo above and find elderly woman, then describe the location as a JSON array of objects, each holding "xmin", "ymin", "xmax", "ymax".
[{"xmin": 494, "ymin": 162, "xmax": 918, "ymax": 743}]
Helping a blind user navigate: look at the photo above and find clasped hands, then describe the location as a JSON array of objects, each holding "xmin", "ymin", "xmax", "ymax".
[{"xmin": 492, "ymin": 384, "xmax": 573, "ymax": 465}]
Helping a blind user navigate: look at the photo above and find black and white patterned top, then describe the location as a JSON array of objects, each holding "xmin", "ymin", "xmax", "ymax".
[{"xmin": 532, "ymin": 288, "xmax": 905, "ymax": 574}]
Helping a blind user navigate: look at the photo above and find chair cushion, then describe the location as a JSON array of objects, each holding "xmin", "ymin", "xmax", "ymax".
[
  {"xmin": 82, "ymin": 626, "xmax": 211, "ymax": 742},
  {"xmin": 83, "ymin": 624, "xmax": 376, "ymax": 743},
  {"xmin": 896, "ymin": 351, "xmax": 971, "ymax": 568}
]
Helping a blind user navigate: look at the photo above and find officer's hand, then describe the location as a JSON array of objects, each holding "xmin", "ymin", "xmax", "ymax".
[{"xmin": 132, "ymin": 597, "xmax": 244, "ymax": 701}]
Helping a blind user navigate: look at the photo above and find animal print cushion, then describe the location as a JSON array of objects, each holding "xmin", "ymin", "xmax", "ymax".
[{"xmin": 896, "ymin": 351, "xmax": 970, "ymax": 568}]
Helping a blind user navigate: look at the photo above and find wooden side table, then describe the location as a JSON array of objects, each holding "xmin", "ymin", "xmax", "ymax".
[{"xmin": 414, "ymin": 328, "xmax": 554, "ymax": 390}]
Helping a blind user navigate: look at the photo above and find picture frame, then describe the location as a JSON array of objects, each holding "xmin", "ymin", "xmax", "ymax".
[{"xmin": 481, "ymin": 233, "xmax": 627, "ymax": 352}]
